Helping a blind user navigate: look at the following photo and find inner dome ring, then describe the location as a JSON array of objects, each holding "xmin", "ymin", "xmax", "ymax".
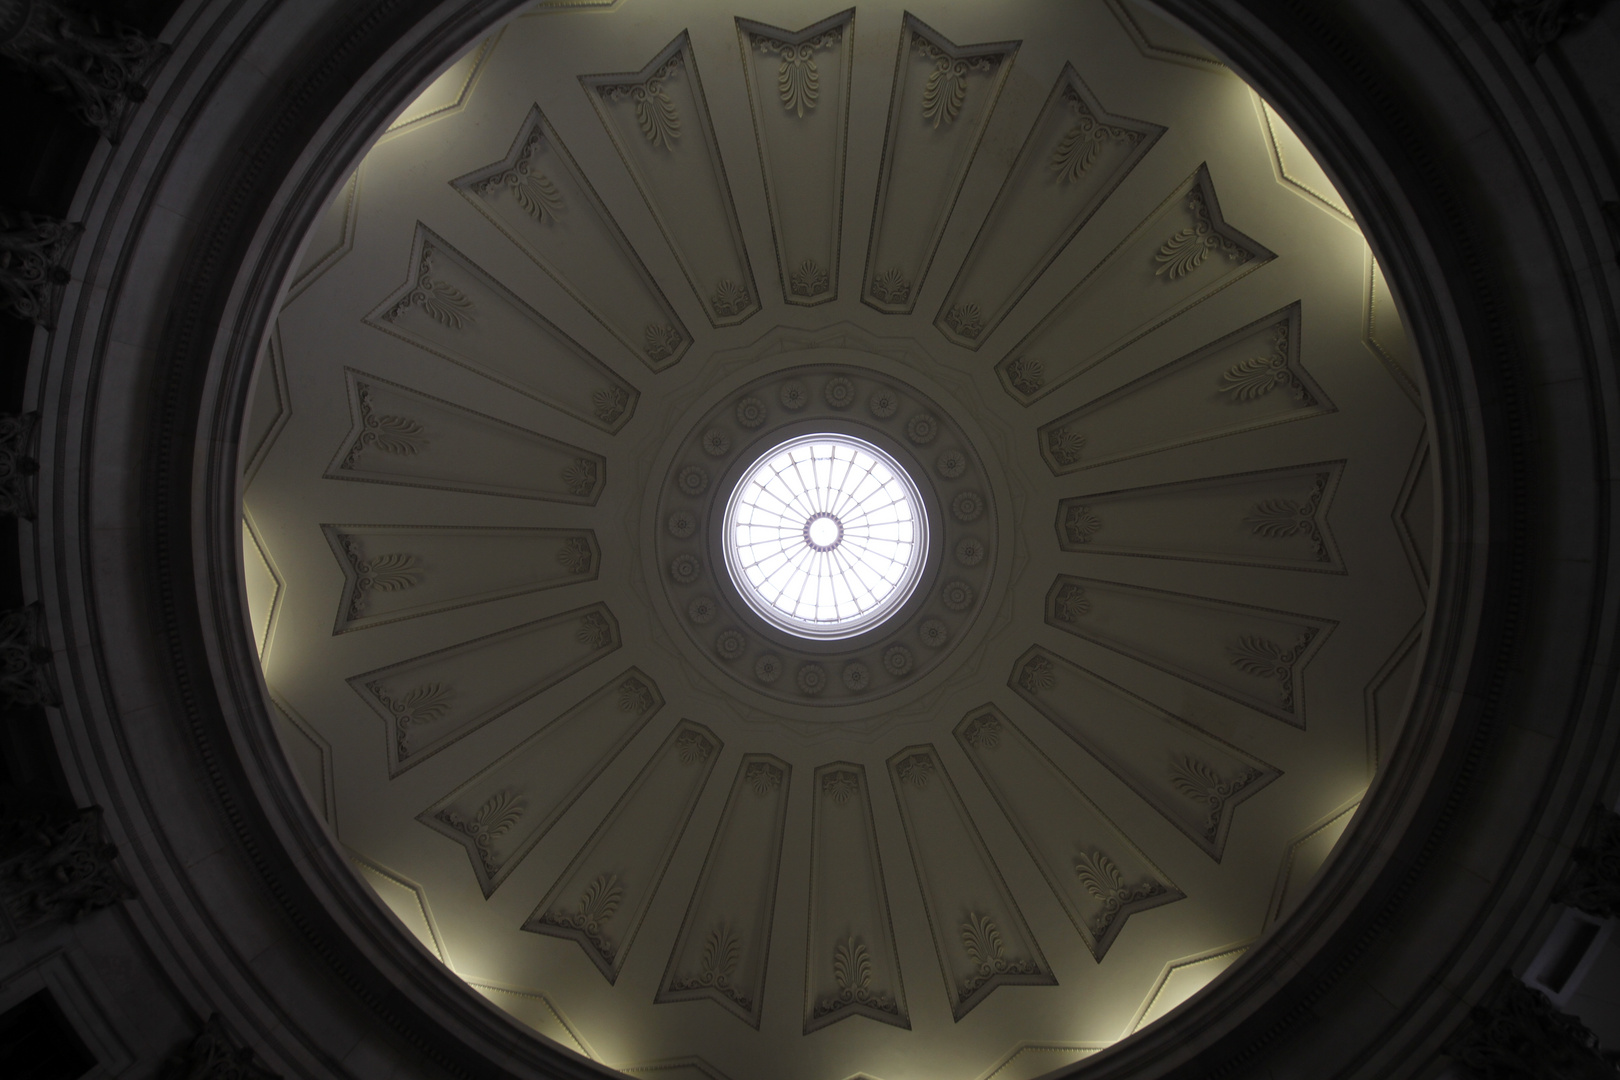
[{"xmin": 722, "ymin": 432, "xmax": 930, "ymax": 641}]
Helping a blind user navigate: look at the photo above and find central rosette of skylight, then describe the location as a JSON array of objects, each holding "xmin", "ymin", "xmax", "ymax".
[{"xmin": 723, "ymin": 433, "xmax": 928, "ymax": 640}]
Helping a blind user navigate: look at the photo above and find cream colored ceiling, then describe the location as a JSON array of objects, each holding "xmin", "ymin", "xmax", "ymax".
[{"xmin": 239, "ymin": 2, "xmax": 1434, "ymax": 1078}]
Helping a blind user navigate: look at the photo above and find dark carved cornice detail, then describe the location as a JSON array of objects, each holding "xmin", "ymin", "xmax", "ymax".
[
  {"xmin": 0, "ymin": 0, "xmax": 169, "ymax": 140},
  {"xmin": 1446, "ymin": 974, "xmax": 1619, "ymax": 1079},
  {"xmin": 156, "ymin": 1015, "xmax": 280, "ymax": 1080},
  {"xmin": 0, "ymin": 805, "xmax": 134, "ymax": 940},
  {"xmin": 1558, "ymin": 804, "xmax": 1620, "ymax": 919},
  {"xmin": 0, "ymin": 602, "xmax": 57, "ymax": 709},
  {"xmin": 0, "ymin": 209, "xmax": 80, "ymax": 327},
  {"xmin": 0, "ymin": 411, "xmax": 39, "ymax": 519},
  {"xmin": 1489, "ymin": 0, "xmax": 1606, "ymax": 61}
]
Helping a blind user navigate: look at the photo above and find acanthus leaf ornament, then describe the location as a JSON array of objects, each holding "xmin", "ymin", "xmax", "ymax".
[
  {"xmin": 815, "ymin": 936, "xmax": 900, "ymax": 1019},
  {"xmin": 0, "ymin": 603, "xmax": 59, "ymax": 709},
  {"xmin": 341, "ymin": 540, "xmax": 423, "ymax": 617},
  {"xmin": 958, "ymin": 912, "xmax": 1038, "ymax": 999},
  {"xmin": 669, "ymin": 923, "xmax": 748, "ymax": 1007},
  {"xmin": 592, "ymin": 385, "xmax": 629, "ymax": 424},
  {"xmin": 790, "ymin": 258, "xmax": 830, "ymax": 297},
  {"xmin": 1170, "ymin": 755, "xmax": 1266, "ymax": 841},
  {"xmin": 601, "ymin": 54, "xmax": 683, "ymax": 150},
  {"xmin": 373, "ymin": 682, "xmax": 451, "ymax": 756},
  {"xmin": 0, "ymin": 805, "xmax": 134, "ymax": 939},
  {"xmin": 576, "ymin": 612, "xmax": 613, "ymax": 648},
  {"xmin": 0, "ymin": 3, "xmax": 170, "ymax": 141},
  {"xmin": 1227, "ymin": 633, "xmax": 1314, "ymax": 709},
  {"xmin": 344, "ymin": 384, "xmax": 427, "ymax": 466},
  {"xmin": 896, "ymin": 752, "xmax": 935, "ymax": 789},
  {"xmin": 1074, "ymin": 849, "xmax": 1166, "ymax": 936},
  {"xmin": 711, "ymin": 278, "xmax": 752, "ymax": 317},
  {"xmin": 562, "ymin": 458, "xmax": 599, "ymax": 498},
  {"xmin": 1244, "ymin": 473, "xmax": 1331, "ymax": 560},
  {"xmin": 477, "ymin": 134, "xmax": 565, "ymax": 223},
  {"xmin": 1154, "ymin": 188, "xmax": 1253, "ymax": 280},
  {"xmin": 1050, "ymin": 90, "xmax": 1141, "ymax": 184},
  {"xmin": 644, "ymin": 323, "xmax": 683, "ymax": 363},
  {"xmin": 1053, "ymin": 583, "xmax": 1091, "ymax": 622},
  {"xmin": 870, "ymin": 268, "xmax": 910, "ymax": 304},
  {"xmin": 387, "ymin": 246, "xmax": 474, "ymax": 329},
  {"xmin": 0, "ymin": 412, "xmax": 40, "ymax": 519},
  {"xmin": 1047, "ymin": 426, "xmax": 1086, "ymax": 466},
  {"xmin": 538, "ymin": 872, "xmax": 625, "ymax": 962},
  {"xmin": 1063, "ymin": 505, "xmax": 1102, "ymax": 545},
  {"xmin": 437, "ymin": 791, "xmax": 525, "ymax": 874},
  {"xmin": 944, "ymin": 302, "xmax": 984, "ymax": 339},
  {"xmin": 616, "ymin": 676, "xmax": 655, "ymax": 713},
  {"xmin": 1219, "ymin": 326, "xmax": 1313, "ymax": 404},
  {"xmin": 916, "ymin": 38, "xmax": 994, "ymax": 128},
  {"xmin": 556, "ymin": 536, "xmax": 594, "ymax": 575}
]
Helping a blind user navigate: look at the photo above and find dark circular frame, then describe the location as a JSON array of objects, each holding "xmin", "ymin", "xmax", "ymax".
[{"xmin": 36, "ymin": 0, "xmax": 1614, "ymax": 1077}]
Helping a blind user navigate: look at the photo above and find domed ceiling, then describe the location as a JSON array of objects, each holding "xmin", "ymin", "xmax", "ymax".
[{"xmin": 238, "ymin": 2, "xmax": 1435, "ymax": 1077}]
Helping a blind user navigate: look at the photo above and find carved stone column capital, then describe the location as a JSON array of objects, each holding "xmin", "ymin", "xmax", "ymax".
[
  {"xmin": 0, "ymin": 0, "xmax": 169, "ymax": 141},
  {"xmin": 0, "ymin": 209, "xmax": 80, "ymax": 327},
  {"xmin": 1446, "ymin": 972, "xmax": 1619, "ymax": 1079},
  {"xmin": 0, "ymin": 805, "xmax": 134, "ymax": 940},
  {"xmin": 156, "ymin": 1015, "xmax": 280, "ymax": 1080},
  {"xmin": 1559, "ymin": 804, "xmax": 1620, "ymax": 920}
]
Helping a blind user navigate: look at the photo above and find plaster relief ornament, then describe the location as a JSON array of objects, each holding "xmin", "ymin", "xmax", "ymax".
[
  {"xmin": 747, "ymin": 761, "xmax": 784, "ymax": 795},
  {"xmin": 944, "ymin": 302, "xmax": 984, "ymax": 339},
  {"xmin": 870, "ymin": 268, "xmax": 910, "ymax": 304},
  {"xmin": 670, "ymin": 924, "xmax": 748, "ymax": 1007},
  {"xmin": 1051, "ymin": 91, "xmax": 1141, "ymax": 183},
  {"xmin": 896, "ymin": 752, "xmax": 935, "ymax": 789},
  {"xmin": 955, "ymin": 537, "xmax": 986, "ymax": 566},
  {"xmin": 668, "ymin": 510, "xmax": 697, "ymax": 539},
  {"xmin": 702, "ymin": 429, "xmax": 731, "ymax": 457},
  {"xmin": 1227, "ymin": 633, "xmax": 1313, "ymax": 709},
  {"xmin": 736, "ymin": 396, "xmax": 768, "ymax": 429},
  {"xmin": 816, "ymin": 937, "xmax": 899, "ymax": 1019},
  {"xmin": 1047, "ymin": 426, "xmax": 1086, "ymax": 466},
  {"xmin": 962, "ymin": 713, "xmax": 1001, "ymax": 749},
  {"xmin": 539, "ymin": 873, "xmax": 624, "ymax": 962},
  {"xmin": 959, "ymin": 913, "xmax": 1039, "ymax": 999},
  {"xmin": 822, "ymin": 771, "xmax": 859, "ymax": 804},
  {"xmin": 345, "ymin": 384, "xmax": 426, "ymax": 466},
  {"xmin": 617, "ymin": 677, "xmax": 655, "ymax": 713},
  {"xmin": 676, "ymin": 730, "xmax": 714, "ymax": 765},
  {"xmin": 918, "ymin": 39, "xmax": 994, "ymax": 128},
  {"xmin": 600, "ymin": 53, "xmax": 682, "ymax": 149},
  {"xmin": 883, "ymin": 644, "xmax": 914, "ymax": 677},
  {"xmin": 670, "ymin": 554, "xmax": 701, "ymax": 584},
  {"xmin": 556, "ymin": 537, "xmax": 593, "ymax": 575},
  {"xmin": 387, "ymin": 246, "xmax": 473, "ymax": 329},
  {"xmin": 754, "ymin": 30, "xmax": 840, "ymax": 117},
  {"xmin": 797, "ymin": 662, "xmax": 828, "ymax": 695},
  {"xmin": 645, "ymin": 323, "xmax": 683, "ymax": 363},
  {"xmin": 715, "ymin": 628, "xmax": 747, "ymax": 660},
  {"xmin": 920, "ymin": 618, "xmax": 950, "ymax": 648},
  {"xmin": 592, "ymin": 386, "xmax": 629, "ymax": 425},
  {"xmin": 779, "ymin": 380, "xmax": 809, "ymax": 410},
  {"xmin": 1245, "ymin": 473, "xmax": 1331, "ymax": 560},
  {"xmin": 1170, "ymin": 755, "xmax": 1266, "ymax": 841},
  {"xmin": 843, "ymin": 662, "xmax": 871, "ymax": 691},
  {"xmin": 868, "ymin": 387, "xmax": 900, "ymax": 418},
  {"xmin": 906, "ymin": 413, "xmax": 939, "ymax": 444},
  {"xmin": 1074, "ymin": 849, "xmax": 1165, "ymax": 935},
  {"xmin": 437, "ymin": 792, "xmax": 524, "ymax": 874},
  {"xmin": 687, "ymin": 596, "xmax": 717, "ymax": 624},
  {"xmin": 561, "ymin": 458, "xmax": 598, "ymax": 497},
  {"xmin": 936, "ymin": 448, "xmax": 967, "ymax": 478},
  {"xmin": 951, "ymin": 490, "xmax": 985, "ymax": 522},
  {"xmin": 1220, "ymin": 326, "xmax": 1312, "ymax": 403},
  {"xmin": 677, "ymin": 464, "xmax": 710, "ymax": 496},
  {"xmin": 576, "ymin": 612, "xmax": 613, "ymax": 648},
  {"xmin": 1005, "ymin": 356, "xmax": 1044, "ymax": 397},
  {"xmin": 342, "ymin": 542, "xmax": 423, "ymax": 617},
  {"xmin": 1053, "ymin": 583, "xmax": 1091, "ymax": 621},
  {"xmin": 1063, "ymin": 505, "xmax": 1102, "ymax": 545},
  {"xmin": 1155, "ymin": 187, "xmax": 1253, "ymax": 280},
  {"xmin": 824, "ymin": 376, "xmax": 856, "ymax": 409},
  {"xmin": 941, "ymin": 579, "xmax": 976, "ymax": 612},
  {"xmin": 478, "ymin": 134, "xmax": 564, "ymax": 222},
  {"xmin": 712, "ymin": 278, "xmax": 752, "ymax": 317},
  {"xmin": 791, "ymin": 259, "xmax": 830, "ymax": 297},
  {"xmin": 754, "ymin": 654, "xmax": 783, "ymax": 683}
]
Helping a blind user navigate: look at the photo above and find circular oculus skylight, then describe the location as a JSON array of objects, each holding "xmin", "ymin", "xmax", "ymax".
[{"xmin": 722, "ymin": 433, "xmax": 928, "ymax": 640}]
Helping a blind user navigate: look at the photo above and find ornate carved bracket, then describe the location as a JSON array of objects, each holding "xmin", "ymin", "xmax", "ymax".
[
  {"xmin": 156, "ymin": 1015, "xmax": 280, "ymax": 1080},
  {"xmin": 1558, "ymin": 804, "xmax": 1620, "ymax": 919},
  {"xmin": 0, "ymin": 209, "xmax": 80, "ymax": 327},
  {"xmin": 0, "ymin": 805, "xmax": 134, "ymax": 940},
  {"xmin": 0, "ymin": 0, "xmax": 169, "ymax": 140},
  {"xmin": 1445, "ymin": 972, "xmax": 1619, "ymax": 1078},
  {"xmin": 1489, "ymin": 0, "xmax": 1606, "ymax": 61}
]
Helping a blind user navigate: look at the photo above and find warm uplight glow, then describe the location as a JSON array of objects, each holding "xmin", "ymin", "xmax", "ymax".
[{"xmin": 723, "ymin": 434, "xmax": 928, "ymax": 640}]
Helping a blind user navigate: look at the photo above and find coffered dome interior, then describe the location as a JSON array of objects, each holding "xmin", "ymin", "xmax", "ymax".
[{"xmin": 237, "ymin": 2, "xmax": 1435, "ymax": 1078}]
